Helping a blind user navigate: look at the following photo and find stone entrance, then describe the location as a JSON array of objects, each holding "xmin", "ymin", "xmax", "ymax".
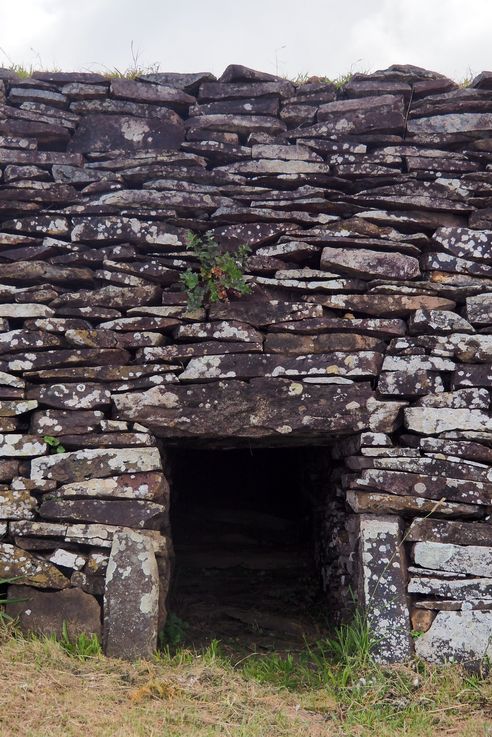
[
  {"xmin": 3, "ymin": 61, "xmax": 492, "ymax": 665},
  {"xmin": 168, "ymin": 446, "xmax": 332, "ymax": 650}
]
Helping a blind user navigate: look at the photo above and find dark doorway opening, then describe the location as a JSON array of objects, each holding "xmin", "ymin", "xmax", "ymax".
[{"xmin": 168, "ymin": 446, "xmax": 331, "ymax": 654}]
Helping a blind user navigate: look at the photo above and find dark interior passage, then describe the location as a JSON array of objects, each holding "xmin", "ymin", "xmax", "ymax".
[{"xmin": 168, "ymin": 447, "xmax": 329, "ymax": 653}]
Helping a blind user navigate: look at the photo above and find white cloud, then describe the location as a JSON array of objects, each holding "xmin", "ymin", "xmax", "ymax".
[{"xmin": 0, "ymin": 0, "xmax": 491, "ymax": 81}]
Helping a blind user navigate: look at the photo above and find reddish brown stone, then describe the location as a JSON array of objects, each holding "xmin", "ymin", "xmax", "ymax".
[{"xmin": 6, "ymin": 585, "xmax": 101, "ymax": 639}]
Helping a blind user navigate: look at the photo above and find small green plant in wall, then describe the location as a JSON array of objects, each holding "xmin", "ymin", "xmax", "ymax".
[
  {"xmin": 43, "ymin": 435, "xmax": 66, "ymax": 454},
  {"xmin": 180, "ymin": 232, "xmax": 251, "ymax": 309}
]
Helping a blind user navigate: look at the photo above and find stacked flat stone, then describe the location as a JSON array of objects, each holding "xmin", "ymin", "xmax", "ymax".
[{"xmin": 2, "ymin": 62, "xmax": 492, "ymax": 662}]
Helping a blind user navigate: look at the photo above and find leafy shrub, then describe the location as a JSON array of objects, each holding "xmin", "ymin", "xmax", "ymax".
[{"xmin": 180, "ymin": 232, "xmax": 251, "ymax": 309}]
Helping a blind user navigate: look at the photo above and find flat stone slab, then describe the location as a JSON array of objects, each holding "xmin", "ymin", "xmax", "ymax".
[
  {"xmin": 307, "ymin": 293, "xmax": 455, "ymax": 317},
  {"xmin": 413, "ymin": 541, "xmax": 492, "ymax": 577},
  {"xmin": 347, "ymin": 490, "xmax": 481, "ymax": 518},
  {"xmin": 352, "ymin": 468, "xmax": 492, "ymax": 505},
  {"xmin": 415, "ymin": 611, "xmax": 492, "ymax": 664},
  {"xmin": 174, "ymin": 321, "xmax": 262, "ymax": 343},
  {"xmin": 30, "ymin": 409, "xmax": 104, "ymax": 436},
  {"xmin": 30, "ymin": 447, "xmax": 162, "ymax": 482},
  {"xmin": 178, "ymin": 352, "xmax": 383, "ymax": 381},
  {"xmin": 69, "ymin": 113, "xmax": 184, "ymax": 153},
  {"xmin": 320, "ymin": 246, "xmax": 420, "ymax": 280},
  {"xmin": 28, "ymin": 383, "xmax": 111, "ymax": 410},
  {"xmin": 404, "ymin": 407, "xmax": 492, "ymax": 434},
  {"xmin": 104, "ymin": 529, "xmax": 160, "ymax": 659},
  {"xmin": 407, "ymin": 518, "xmax": 492, "ymax": 546},
  {"xmin": 409, "ymin": 309, "xmax": 474, "ymax": 335},
  {"xmin": 50, "ymin": 472, "xmax": 169, "ymax": 502},
  {"xmin": 0, "ymin": 434, "xmax": 47, "ymax": 457},
  {"xmin": 113, "ymin": 379, "xmax": 376, "ymax": 441},
  {"xmin": 0, "ymin": 487, "xmax": 36, "ymax": 519},
  {"xmin": 378, "ymin": 369, "xmax": 444, "ymax": 396},
  {"xmin": 408, "ymin": 576, "xmax": 492, "ymax": 598},
  {"xmin": 432, "ymin": 227, "xmax": 492, "ymax": 263},
  {"xmin": 10, "ymin": 520, "xmax": 169, "ymax": 554},
  {"xmin": 6, "ymin": 585, "xmax": 101, "ymax": 640},
  {"xmin": 465, "ymin": 294, "xmax": 492, "ymax": 325},
  {"xmin": 0, "ymin": 543, "xmax": 69, "ymax": 588},
  {"xmin": 420, "ymin": 437, "xmax": 492, "ymax": 464},
  {"xmin": 39, "ymin": 498, "xmax": 166, "ymax": 529}
]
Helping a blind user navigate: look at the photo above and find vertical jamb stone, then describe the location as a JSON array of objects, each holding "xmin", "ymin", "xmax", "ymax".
[
  {"xmin": 104, "ymin": 528, "xmax": 160, "ymax": 659},
  {"xmin": 358, "ymin": 514, "xmax": 413, "ymax": 663}
]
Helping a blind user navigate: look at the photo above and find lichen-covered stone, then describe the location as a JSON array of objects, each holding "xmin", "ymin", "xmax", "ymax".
[
  {"xmin": 104, "ymin": 529, "xmax": 161, "ymax": 659},
  {"xmin": 347, "ymin": 490, "xmax": 481, "ymax": 518},
  {"xmin": 352, "ymin": 467, "xmax": 492, "ymax": 505},
  {"xmin": 39, "ymin": 497, "xmax": 166, "ymax": 529},
  {"xmin": 50, "ymin": 471, "xmax": 169, "ymax": 502},
  {"xmin": 414, "ymin": 611, "xmax": 492, "ymax": 664},
  {"xmin": 409, "ymin": 309, "xmax": 474, "ymax": 335},
  {"xmin": 413, "ymin": 541, "xmax": 492, "ymax": 577},
  {"xmin": 0, "ymin": 487, "xmax": 36, "ymax": 519},
  {"xmin": 320, "ymin": 247, "xmax": 420, "ymax": 280},
  {"xmin": 465, "ymin": 294, "xmax": 492, "ymax": 325},
  {"xmin": 69, "ymin": 113, "xmax": 184, "ymax": 153},
  {"xmin": 10, "ymin": 520, "xmax": 169, "ymax": 553},
  {"xmin": 30, "ymin": 409, "xmax": 104, "ymax": 436},
  {"xmin": 30, "ymin": 447, "xmax": 162, "ymax": 482},
  {"xmin": 113, "ymin": 380, "xmax": 376, "ymax": 440},
  {"xmin": 0, "ymin": 434, "xmax": 47, "ymax": 457},
  {"xmin": 179, "ymin": 351, "xmax": 383, "ymax": 381},
  {"xmin": 0, "ymin": 543, "xmax": 69, "ymax": 588},
  {"xmin": 28, "ymin": 383, "xmax": 111, "ymax": 410},
  {"xmin": 357, "ymin": 515, "xmax": 412, "ymax": 663},
  {"xmin": 405, "ymin": 407, "xmax": 492, "ymax": 434},
  {"xmin": 408, "ymin": 577, "xmax": 492, "ymax": 599}
]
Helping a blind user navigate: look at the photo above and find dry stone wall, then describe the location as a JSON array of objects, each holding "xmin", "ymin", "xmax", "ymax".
[{"xmin": 2, "ymin": 62, "xmax": 492, "ymax": 662}]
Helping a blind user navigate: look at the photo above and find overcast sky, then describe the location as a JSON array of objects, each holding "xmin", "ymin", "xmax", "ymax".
[{"xmin": 1, "ymin": 0, "xmax": 491, "ymax": 83}]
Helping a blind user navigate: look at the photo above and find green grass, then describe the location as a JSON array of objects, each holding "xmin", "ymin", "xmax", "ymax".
[
  {"xmin": 153, "ymin": 613, "xmax": 492, "ymax": 735},
  {"xmin": 56, "ymin": 621, "xmax": 102, "ymax": 660}
]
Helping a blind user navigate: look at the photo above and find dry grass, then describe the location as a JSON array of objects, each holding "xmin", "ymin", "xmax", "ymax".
[
  {"xmin": 1, "ymin": 624, "xmax": 492, "ymax": 737},
  {"xmin": 0, "ymin": 630, "xmax": 328, "ymax": 737}
]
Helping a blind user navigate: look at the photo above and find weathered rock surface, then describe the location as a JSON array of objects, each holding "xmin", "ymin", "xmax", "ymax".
[
  {"xmin": 113, "ymin": 379, "xmax": 376, "ymax": 440},
  {"xmin": 4, "ymin": 62, "xmax": 492, "ymax": 665},
  {"xmin": 405, "ymin": 407, "xmax": 492, "ymax": 434},
  {"xmin": 347, "ymin": 490, "xmax": 482, "ymax": 518},
  {"xmin": 104, "ymin": 529, "xmax": 161, "ymax": 659},
  {"xmin": 320, "ymin": 247, "xmax": 420, "ymax": 280},
  {"xmin": 51, "ymin": 472, "xmax": 169, "ymax": 502},
  {"xmin": 0, "ymin": 543, "xmax": 69, "ymax": 588},
  {"xmin": 178, "ymin": 351, "xmax": 383, "ymax": 381},
  {"xmin": 69, "ymin": 114, "xmax": 184, "ymax": 153},
  {"xmin": 39, "ymin": 497, "xmax": 166, "ymax": 529},
  {"xmin": 0, "ymin": 487, "xmax": 36, "ymax": 518},
  {"xmin": 409, "ymin": 577, "xmax": 492, "ymax": 599},
  {"xmin": 6, "ymin": 585, "xmax": 101, "ymax": 639},
  {"xmin": 415, "ymin": 611, "xmax": 492, "ymax": 664},
  {"xmin": 413, "ymin": 541, "xmax": 492, "ymax": 577},
  {"xmin": 407, "ymin": 518, "xmax": 492, "ymax": 546},
  {"xmin": 30, "ymin": 447, "xmax": 162, "ymax": 482},
  {"xmin": 357, "ymin": 515, "xmax": 412, "ymax": 663}
]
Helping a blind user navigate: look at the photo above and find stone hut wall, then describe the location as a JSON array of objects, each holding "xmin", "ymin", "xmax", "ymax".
[{"xmin": 1, "ymin": 62, "xmax": 492, "ymax": 663}]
